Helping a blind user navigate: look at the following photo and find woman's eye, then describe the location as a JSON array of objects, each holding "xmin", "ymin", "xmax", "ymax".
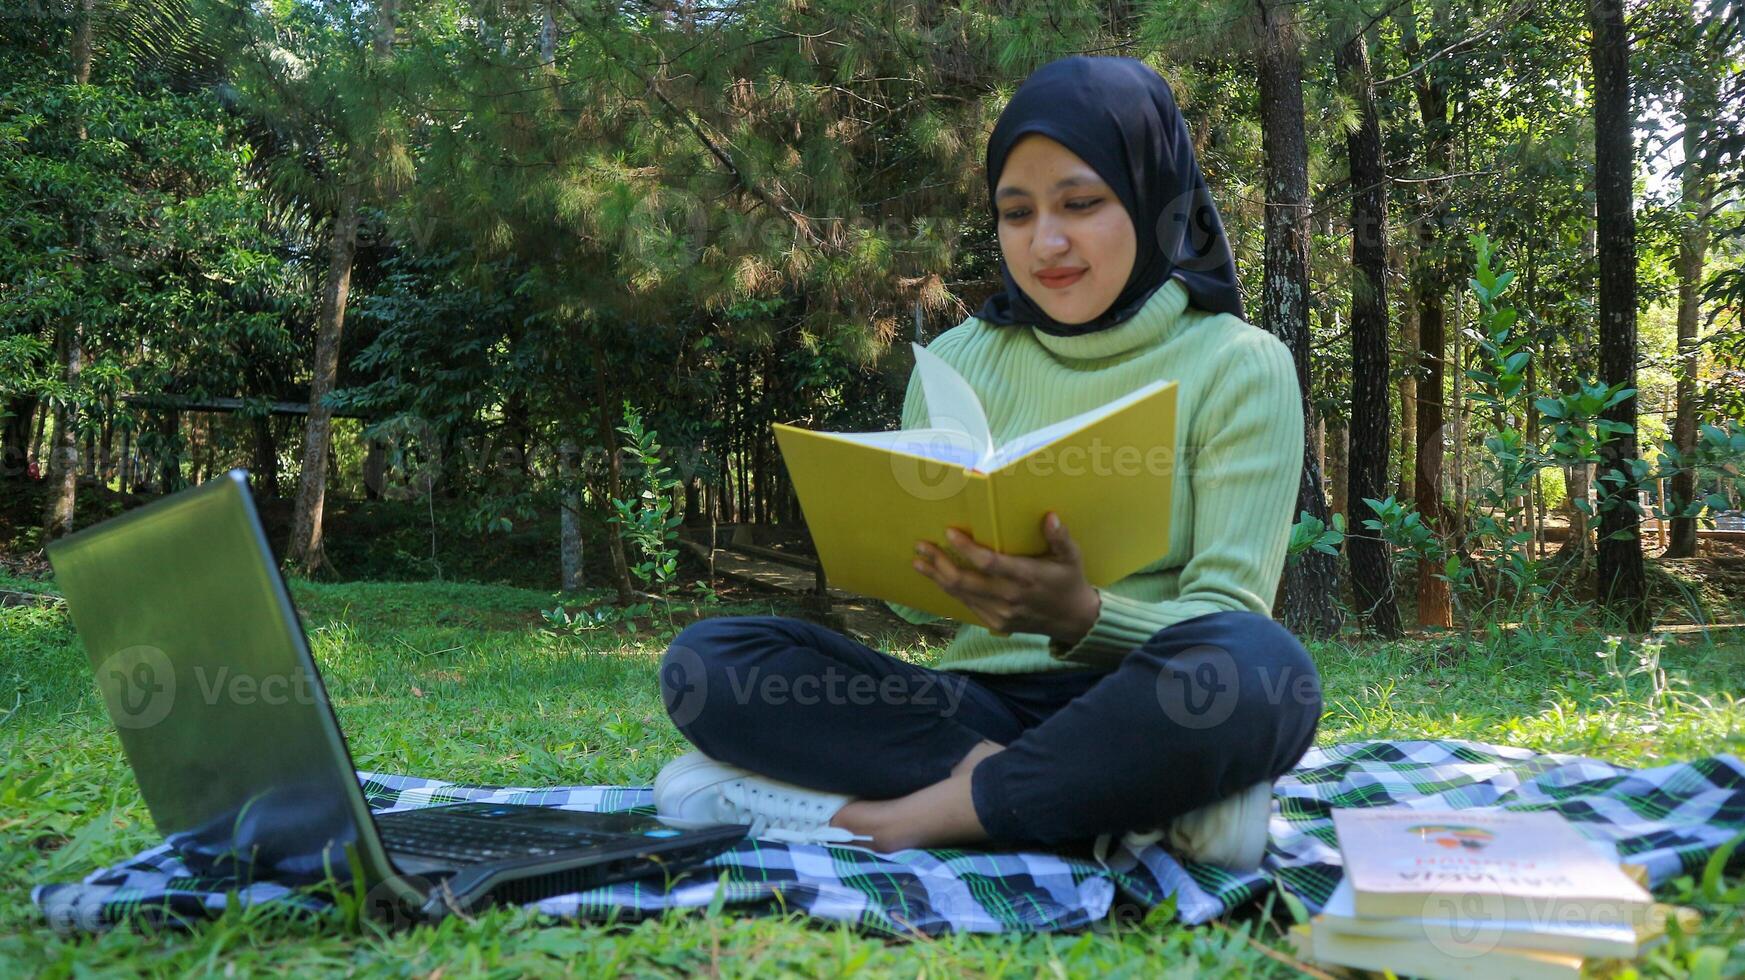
[
  {"xmin": 1066, "ymin": 198, "xmax": 1103, "ymax": 210},
  {"xmin": 1000, "ymin": 209, "xmax": 1030, "ymax": 221}
]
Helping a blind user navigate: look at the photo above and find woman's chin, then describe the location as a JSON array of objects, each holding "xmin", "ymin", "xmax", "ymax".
[{"xmin": 1035, "ymin": 301, "xmax": 1100, "ymax": 326}]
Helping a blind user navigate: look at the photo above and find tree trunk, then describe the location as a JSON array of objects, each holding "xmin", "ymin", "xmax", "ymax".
[
  {"xmin": 287, "ymin": 180, "xmax": 363, "ymax": 573},
  {"xmin": 1666, "ymin": 20, "xmax": 1715, "ymax": 559},
  {"xmin": 1589, "ymin": 0, "xmax": 1647, "ymax": 629},
  {"xmin": 253, "ymin": 415, "xmax": 279, "ymax": 497},
  {"xmin": 160, "ymin": 410, "xmax": 180, "ymax": 493},
  {"xmin": 1396, "ymin": 252, "xmax": 1418, "ymax": 504},
  {"xmin": 1401, "ymin": 1, "xmax": 1453, "ymax": 629},
  {"xmin": 1338, "ymin": 29, "xmax": 1399, "ymax": 637},
  {"xmin": 558, "ymin": 436, "xmax": 584, "ymax": 591},
  {"xmin": 286, "ymin": 0, "xmax": 393, "ymax": 573},
  {"xmin": 1564, "ymin": 462, "xmax": 1592, "ymax": 555},
  {"xmin": 119, "ymin": 424, "xmax": 132, "ymax": 494},
  {"xmin": 1326, "ymin": 418, "xmax": 1347, "ymax": 520},
  {"xmin": 71, "ymin": 0, "xmax": 93, "ymax": 87},
  {"xmin": 1256, "ymin": 0, "xmax": 1341, "ymax": 639},
  {"xmin": 98, "ymin": 396, "xmax": 113, "ymax": 484},
  {"xmin": 43, "ymin": 330, "xmax": 82, "ymax": 538},
  {"xmin": 362, "ymin": 436, "xmax": 386, "ymax": 500},
  {"xmin": 43, "ymin": 0, "xmax": 96, "ymax": 539},
  {"xmin": 3, "ymin": 397, "xmax": 36, "ymax": 481},
  {"xmin": 197, "ymin": 415, "xmax": 214, "ymax": 485},
  {"xmin": 1412, "ymin": 238, "xmax": 1452, "ymax": 628},
  {"xmin": 30, "ymin": 400, "xmax": 48, "ymax": 468},
  {"xmin": 1451, "ymin": 290, "xmax": 1467, "ymax": 542},
  {"xmin": 723, "ymin": 359, "xmax": 740, "ymax": 523},
  {"xmin": 1525, "ymin": 223, "xmax": 1544, "ymax": 558}
]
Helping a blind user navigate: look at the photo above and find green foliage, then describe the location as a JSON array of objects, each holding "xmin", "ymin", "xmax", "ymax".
[
  {"xmin": 1456, "ymin": 233, "xmax": 1560, "ymax": 620},
  {"xmin": 1653, "ymin": 422, "xmax": 1745, "ymax": 523},
  {"xmin": 1358, "ymin": 237, "xmax": 1615, "ymax": 626},
  {"xmin": 3, "ymin": 0, "xmax": 1742, "ymax": 632},
  {"xmin": 0, "ymin": 34, "xmax": 302, "ymax": 448},
  {"xmin": 610, "ymin": 405, "xmax": 684, "ymax": 594},
  {"xmin": 1287, "ymin": 509, "xmax": 1345, "ymax": 559}
]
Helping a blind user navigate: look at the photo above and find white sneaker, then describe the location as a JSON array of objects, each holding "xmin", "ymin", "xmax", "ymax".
[
  {"xmin": 1160, "ymin": 779, "xmax": 1274, "ymax": 872},
  {"xmin": 653, "ymin": 751, "xmax": 869, "ymax": 846}
]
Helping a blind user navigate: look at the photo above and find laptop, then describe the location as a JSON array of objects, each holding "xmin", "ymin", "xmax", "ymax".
[{"xmin": 45, "ymin": 469, "xmax": 745, "ymax": 923}]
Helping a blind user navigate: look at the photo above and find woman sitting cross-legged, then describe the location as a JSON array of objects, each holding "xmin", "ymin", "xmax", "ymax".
[{"xmin": 650, "ymin": 56, "xmax": 1321, "ymax": 872}]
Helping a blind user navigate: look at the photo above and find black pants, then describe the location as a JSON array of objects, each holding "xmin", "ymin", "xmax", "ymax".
[{"xmin": 658, "ymin": 610, "xmax": 1321, "ymax": 845}]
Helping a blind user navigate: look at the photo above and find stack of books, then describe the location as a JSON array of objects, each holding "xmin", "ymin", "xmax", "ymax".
[{"xmin": 1290, "ymin": 809, "xmax": 1697, "ymax": 979}]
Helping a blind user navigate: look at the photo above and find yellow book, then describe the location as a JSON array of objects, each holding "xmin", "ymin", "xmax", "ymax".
[
  {"xmin": 1304, "ymin": 919, "xmax": 1590, "ymax": 980},
  {"xmin": 772, "ymin": 343, "xmax": 1179, "ymax": 628}
]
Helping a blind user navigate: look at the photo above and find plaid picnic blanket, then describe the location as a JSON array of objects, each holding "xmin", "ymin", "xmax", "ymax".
[{"xmin": 32, "ymin": 739, "xmax": 1745, "ymax": 936}]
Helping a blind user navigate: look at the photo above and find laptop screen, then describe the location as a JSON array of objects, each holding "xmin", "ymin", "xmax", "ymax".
[{"xmin": 47, "ymin": 471, "xmax": 375, "ymax": 885}]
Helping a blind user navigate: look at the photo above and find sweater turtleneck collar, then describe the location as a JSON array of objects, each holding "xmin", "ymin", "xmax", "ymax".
[{"xmin": 1028, "ymin": 276, "xmax": 1192, "ymax": 362}]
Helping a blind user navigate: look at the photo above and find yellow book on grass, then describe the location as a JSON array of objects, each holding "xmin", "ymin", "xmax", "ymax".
[
  {"xmin": 772, "ymin": 343, "xmax": 1178, "ymax": 628},
  {"xmin": 1301, "ymin": 920, "xmax": 1591, "ymax": 980}
]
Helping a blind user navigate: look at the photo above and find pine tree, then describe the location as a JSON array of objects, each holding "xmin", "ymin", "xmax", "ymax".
[
  {"xmin": 1255, "ymin": 0, "xmax": 1342, "ymax": 639},
  {"xmin": 1589, "ymin": 0, "xmax": 1647, "ymax": 627},
  {"xmin": 1337, "ymin": 19, "xmax": 1399, "ymax": 638}
]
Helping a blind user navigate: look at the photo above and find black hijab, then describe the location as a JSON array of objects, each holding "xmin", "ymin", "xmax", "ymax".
[{"xmin": 976, "ymin": 56, "xmax": 1245, "ymax": 337}]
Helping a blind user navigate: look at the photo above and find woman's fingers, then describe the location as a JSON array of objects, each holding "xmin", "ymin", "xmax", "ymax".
[
  {"xmin": 915, "ymin": 541, "xmax": 1016, "ymax": 603},
  {"xmin": 945, "ymin": 527, "xmax": 1017, "ymax": 577},
  {"xmin": 1043, "ymin": 512, "xmax": 1082, "ymax": 565},
  {"xmin": 909, "ymin": 518, "xmax": 1093, "ymax": 640}
]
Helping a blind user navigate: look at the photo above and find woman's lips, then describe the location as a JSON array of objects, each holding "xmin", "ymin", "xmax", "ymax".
[{"xmin": 1035, "ymin": 268, "xmax": 1087, "ymax": 289}]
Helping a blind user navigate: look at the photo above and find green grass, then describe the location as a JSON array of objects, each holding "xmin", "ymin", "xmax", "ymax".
[{"xmin": 2, "ymin": 579, "xmax": 1742, "ymax": 977}]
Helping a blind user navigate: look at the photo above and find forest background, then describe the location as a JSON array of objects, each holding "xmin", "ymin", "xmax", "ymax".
[{"xmin": 3, "ymin": 0, "xmax": 1744, "ymax": 640}]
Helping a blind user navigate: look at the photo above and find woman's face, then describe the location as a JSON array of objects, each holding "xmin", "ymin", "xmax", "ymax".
[{"xmin": 994, "ymin": 134, "xmax": 1137, "ymax": 325}]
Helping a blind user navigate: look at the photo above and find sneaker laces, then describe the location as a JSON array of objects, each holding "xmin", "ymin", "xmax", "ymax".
[{"xmin": 719, "ymin": 780, "xmax": 871, "ymax": 846}]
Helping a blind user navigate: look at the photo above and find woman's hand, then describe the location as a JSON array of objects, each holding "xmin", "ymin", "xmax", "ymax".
[{"xmin": 912, "ymin": 512, "xmax": 1101, "ymax": 642}]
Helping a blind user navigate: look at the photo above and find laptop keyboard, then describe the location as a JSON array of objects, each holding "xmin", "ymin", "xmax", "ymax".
[{"xmin": 376, "ymin": 809, "xmax": 615, "ymax": 864}]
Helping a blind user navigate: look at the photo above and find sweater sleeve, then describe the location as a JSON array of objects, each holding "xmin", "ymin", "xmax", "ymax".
[
  {"xmin": 1048, "ymin": 326, "xmax": 1303, "ymax": 667},
  {"xmin": 884, "ymin": 361, "xmax": 947, "ymax": 626}
]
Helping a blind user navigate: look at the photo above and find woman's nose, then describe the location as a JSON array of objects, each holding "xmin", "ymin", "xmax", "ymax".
[{"xmin": 1033, "ymin": 213, "xmax": 1070, "ymax": 257}]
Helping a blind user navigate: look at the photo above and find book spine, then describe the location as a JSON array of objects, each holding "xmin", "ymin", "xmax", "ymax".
[
  {"xmin": 982, "ymin": 470, "xmax": 1002, "ymax": 552},
  {"xmin": 958, "ymin": 470, "xmax": 1000, "ymax": 553}
]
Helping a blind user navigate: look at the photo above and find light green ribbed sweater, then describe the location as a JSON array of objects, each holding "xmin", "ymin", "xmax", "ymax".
[{"xmin": 887, "ymin": 277, "xmax": 1304, "ymax": 673}]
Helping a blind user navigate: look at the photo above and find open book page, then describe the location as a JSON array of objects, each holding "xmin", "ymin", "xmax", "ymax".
[
  {"xmin": 815, "ymin": 350, "xmax": 1168, "ymax": 474},
  {"xmin": 810, "ymin": 427, "xmax": 980, "ymax": 468},
  {"xmin": 807, "ymin": 344, "xmax": 989, "ymax": 468},
  {"xmin": 910, "ymin": 343, "xmax": 992, "ymax": 467},
  {"xmin": 983, "ymin": 379, "xmax": 1171, "ymax": 472}
]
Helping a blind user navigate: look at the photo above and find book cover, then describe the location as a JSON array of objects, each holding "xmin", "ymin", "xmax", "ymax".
[
  {"xmin": 1332, "ymin": 808, "xmax": 1653, "ymax": 925},
  {"xmin": 772, "ymin": 344, "xmax": 1179, "ymax": 628}
]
